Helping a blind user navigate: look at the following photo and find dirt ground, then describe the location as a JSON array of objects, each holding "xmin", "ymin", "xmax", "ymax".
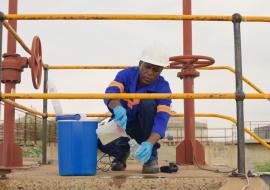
[{"xmin": 0, "ymin": 158, "xmax": 268, "ymax": 190}]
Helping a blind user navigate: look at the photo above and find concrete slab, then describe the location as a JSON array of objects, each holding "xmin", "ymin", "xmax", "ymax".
[
  {"xmin": 0, "ymin": 155, "xmax": 268, "ymax": 190},
  {"xmin": 0, "ymin": 160, "xmax": 230, "ymax": 190}
]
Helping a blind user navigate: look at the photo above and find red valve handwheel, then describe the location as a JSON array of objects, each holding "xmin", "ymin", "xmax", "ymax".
[
  {"xmin": 28, "ymin": 36, "xmax": 42, "ymax": 89},
  {"xmin": 169, "ymin": 55, "xmax": 215, "ymax": 69}
]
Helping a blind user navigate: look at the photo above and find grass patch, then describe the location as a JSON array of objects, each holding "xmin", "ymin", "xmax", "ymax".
[
  {"xmin": 254, "ymin": 160, "xmax": 270, "ymax": 172},
  {"xmin": 22, "ymin": 144, "xmax": 42, "ymax": 158}
]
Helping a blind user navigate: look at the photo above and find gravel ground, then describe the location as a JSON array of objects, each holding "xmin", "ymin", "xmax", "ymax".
[
  {"xmin": 0, "ymin": 159, "xmax": 227, "ymax": 190},
  {"xmin": 0, "ymin": 158, "xmax": 268, "ymax": 190}
]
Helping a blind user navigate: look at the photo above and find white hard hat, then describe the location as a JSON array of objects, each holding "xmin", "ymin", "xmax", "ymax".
[{"xmin": 139, "ymin": 43, "xmax": 169, "ymax": 67}]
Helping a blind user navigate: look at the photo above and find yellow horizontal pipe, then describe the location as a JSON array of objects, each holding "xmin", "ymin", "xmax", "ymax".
[
  {"xmin": 3, "ymin": 21, "xmax": 31, "ymax": 54},
  {"xmin": 47, "ymin": 111, "xmax": 270, "ymax": 150},
  {"xmin": 2, "ymin": 99, "xmax": 45, "ymax": 117},
  {"xmin": 47, "ymin": 65, "xmax": 179, "ymax": 69},
  {"xmin": 3, "ymin": 21, "xmax": 47, "ymax": 68},
  {"xmin": 48, "ymin": 113, "xmax": 236, "ymax": 123},
  {"xmin": 3, "ymin": 14, "xmax": 270, "ymax": 22},
  {"xmin": 3, "ymin": 14, "xmax": 232, "ymax": 21},
  {"xmin": 200, "ymin": 66, "xmax": 266, "ymax": 95},
  {"xmin": 182, "ymin": 113, "xmax": 270, "ymax": 150},
  {"xmin": 45, "ymin": 65, "xmax": 270, "ymax": 101},
  {"xmin": 48, "ymin": 65, "xmax": 131, "ymax": 69},
  {"xmin": 2, "ymin": 93, "xmax": 270, "ymax": 99},
  {"xmin": 242, "ymin": 16, "xmax": 270, "ymax": 22},
  {"xmin": 174, "ymin": 113, "xmax": 237, "ymax": 124},
  {"xmin": 0, "ymin": 93, "xmax": 237, "ymax": 99},
  {"xmin": 40, "ymin": 65, "xmax": 270, "ymax": 101},
  {"xmin": 243, "ymin": 128, "xmax": 270, "ymax": 150},
  {"xmin": 47, "ymin": 113, "xmax": 111, "ymax": 117},
  {"xmin": 47, "ymin": 65, "xmax": 266, "ymax": 97},
  {"xmin": 48, "ymin": 112, "xmax": 236, "ymax": 122}
]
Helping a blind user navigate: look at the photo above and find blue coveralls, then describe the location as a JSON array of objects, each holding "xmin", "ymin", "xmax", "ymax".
[{"xmin": 98, "ymin": 67, "xmax": 171, "ymax": 162}]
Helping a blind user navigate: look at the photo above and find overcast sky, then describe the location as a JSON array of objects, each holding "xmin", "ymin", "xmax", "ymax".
[{"xmin": 0, "ymin": 0, "xmax": 270, "ymax": 131}]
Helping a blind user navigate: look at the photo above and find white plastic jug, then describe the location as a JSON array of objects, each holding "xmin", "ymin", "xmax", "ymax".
[
  {"xmin": 97, "ymin": 120, "xmax": 140, "ymax": 158},
  {"xmin": 96, "ymin": 120, "xmax": 127, "ymax": 145}
]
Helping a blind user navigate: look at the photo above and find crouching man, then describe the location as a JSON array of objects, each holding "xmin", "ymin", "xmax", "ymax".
[{"xmin": 98, "ymin": 44, "xmax": 172, "ymax": 174}]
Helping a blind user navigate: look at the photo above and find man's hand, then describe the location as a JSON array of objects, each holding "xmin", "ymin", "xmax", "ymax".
[
  {"xmin": 112, "ymin": 105, "xmax": 127, "ymax": 130},
  {"xmin": 135, "ymin": 141, "xmax": 153, "ymax": 163}
]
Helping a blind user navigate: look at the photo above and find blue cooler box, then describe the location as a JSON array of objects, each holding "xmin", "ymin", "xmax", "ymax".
[{"xmin": 57, "ymin": 117, "xmax": 98, "ymax": 176}]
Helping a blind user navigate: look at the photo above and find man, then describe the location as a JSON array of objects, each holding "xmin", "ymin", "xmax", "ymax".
[{"xmin": 98, "ymin": 44, "xmax": 172, "ymax": 174}]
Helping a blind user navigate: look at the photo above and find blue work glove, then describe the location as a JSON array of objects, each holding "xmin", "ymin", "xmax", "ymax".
[
  {"xmin": 135, "ymin": 141, "xmax": 153, "ymax": 163},
  {"xmin": 112, "ymin": 105, "xmax": 127, "ymax": 130}
]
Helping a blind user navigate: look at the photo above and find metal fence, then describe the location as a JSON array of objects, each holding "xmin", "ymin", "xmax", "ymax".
[
  {"xmin": 164, "ymin": 127, "xmax": 238, "ymax": 145},
  {"xmin": 163, "ymin": 121, "xmax": 270, "ymax": 145},
  {"xmin": 245, "ymin": 121, "xmax": 270, "ymax": 139},
  {"xmin": 0, "ymin": 110, "xmax": 56, "ymax": 145}
]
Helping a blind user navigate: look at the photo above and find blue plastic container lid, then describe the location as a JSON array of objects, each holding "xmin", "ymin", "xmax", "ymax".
[
  {"xmin": 56, "ymin": 114, "xmax": 81, "ymax": 121},
  {"xmin": 56, "ymin": 114, "xmax": 98, "ymax": 122}
]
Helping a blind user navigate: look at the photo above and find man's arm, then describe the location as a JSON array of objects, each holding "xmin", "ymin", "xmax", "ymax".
[
  {"xmin": 104, "ymin": 69, "xmax": 127, "ymax": 107},
  {"xmin": 147, "ymin": 132, "xmax": 160, "ymax": 144},
  {"xmin": 104, "ymin": 70, "xmax": 128, "ymax": 130},
  {"xmin": 149, "ymin": 81, "xmax": 172, "ymax": 143}
]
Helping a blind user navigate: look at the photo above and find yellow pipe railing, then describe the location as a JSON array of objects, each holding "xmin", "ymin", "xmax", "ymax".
[
  {"xmin": 2, "ymin": 99, "xmax": 45, "ymax": 117},
  {"xmin": 2, "ymin": 100, "xmax": 236, "ymax": 126},
  {"xmin": 3, "ymin": 94, "xmax": 267, "ymax": 149},
  {"xmin": 1, "ymin": 10, "xmax": 269, "ymax": 156},
  {"xmin": 4, "ymin": 97, "xmax": 267, "ymax": 150},
  {"xmin": 2, "ymin": 18, "xmax": 268, "ymax": 101},
  {"xmin": 3, "ymin": 21, "xmax": 31, "ymax": 54},
  {"xmin": 47, "ymin": 65, "xmax": 267, "ymax": 98},
  {"xmin": 1, "ymin": 64, "xmax": 268, "ymax": 148},
  {"xmin": 48, "ymin": 65, "xmax": 137, "ymax": 69},
  {"xmin": 200, "ymin": 66, "xmax": 267, "ymax": 96},
  {"xmin": 243, "ymin": 129, "xmax": 270, "ymax": 150},
  {"xmin": 48, "ymin": 112, "xmax": 236, "ymax": 121},
  {"xmin": 47, "ymin": 112, "xmax": 270, "ymax": 150},
  {"xmin": 3, "ymin": 20, "xmax": 48, "ymax": 68},
  {"xmin": 48, "ymin": 112, "xmax": 237, "ymax": 123},
  {"xmin": 1, "ymin": 93, "xmax": 270, "ymax": 99},
  {"xmin": 47, "ymin": 113, "xmax": 110, "ymax": 118},
  {"xmin": 172, "ymin": 113, "xmax": 270, "ymax": 150},
  {"xmin": 3, "ymin": 18, "xmax": 268, "ymax": 101},
  {"xmin": 47, "ymin": 65, "xmax": 179, "ymax": 69},
  {"xmin": 3, "ymin": 14, "xmax": 270, "ymax": 22}
]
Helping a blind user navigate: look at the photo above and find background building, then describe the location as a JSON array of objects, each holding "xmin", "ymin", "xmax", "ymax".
[
  {"xmin": 254, "ymin": 125, "xmax": 270, "ymax": 139},
  {"xmin": 165, "ymin": 117, "xmax": 208, "ymax": 142}
]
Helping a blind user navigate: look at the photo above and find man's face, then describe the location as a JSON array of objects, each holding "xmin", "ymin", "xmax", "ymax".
[{"xmin": 139, "ymin": 61, "xmax": 163, "ymax": 86}]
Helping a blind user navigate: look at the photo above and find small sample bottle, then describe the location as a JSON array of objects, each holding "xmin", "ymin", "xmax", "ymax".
[{"xmin": 129, "ymin": 138, "xmax": 140, "ymax": 158}]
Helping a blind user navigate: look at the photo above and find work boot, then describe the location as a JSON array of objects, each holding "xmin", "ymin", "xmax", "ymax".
[
  {"xmin": 111, "ymin": 159, "xmax": 127, "ymax": 171},
  {"xmin": 142, "ymin": 160, "xmax": 159, "ymax": 174},
  {"xmin": 111, "ymin": 151, "xmax": 130, "ymax": 171}
]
